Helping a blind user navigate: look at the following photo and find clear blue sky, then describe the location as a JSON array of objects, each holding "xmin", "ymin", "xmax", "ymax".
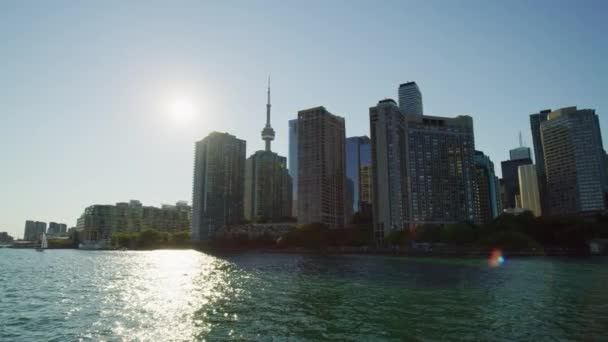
[{"xmin": 1, "ymin": 0, "xmax": 607, "ymax": 238}]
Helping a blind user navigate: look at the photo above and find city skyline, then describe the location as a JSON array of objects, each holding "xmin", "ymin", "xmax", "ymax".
[{"xmin": 2, "ymin": 1, "xmax": 607, "ymax": 238}]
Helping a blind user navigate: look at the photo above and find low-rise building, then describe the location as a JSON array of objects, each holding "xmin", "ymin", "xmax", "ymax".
[
  {"xmin": 77, "ymin": 200, "xmax": 191, "ymax": 241},
  {"xmin": 0, "ymin": 232, "xmax": 14, "ymax": 243}
]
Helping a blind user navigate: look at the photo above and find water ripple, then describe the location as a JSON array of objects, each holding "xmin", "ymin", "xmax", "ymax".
[{"xmin": 1, "ymin": 250, "xmax": 608, "ymax": 341}]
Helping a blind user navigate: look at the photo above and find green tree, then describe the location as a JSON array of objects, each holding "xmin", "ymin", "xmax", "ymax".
[
  {"xmin": 385, "ymin": 230, "xmax": 409, "ymax": 247},
  {"xmin": 137, "ymin": 229, "xmax": 162, "ymax": 249}
]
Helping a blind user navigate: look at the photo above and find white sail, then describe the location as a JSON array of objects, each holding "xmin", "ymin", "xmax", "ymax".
[{"xmin": 41, "ymin": 233, "xmax": 48, "ymax": 249}]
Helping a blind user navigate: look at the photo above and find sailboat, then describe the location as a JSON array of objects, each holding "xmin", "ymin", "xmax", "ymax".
[{"xmin": 36, "ymin": 233, "xmax": 48, "ymax": 252}]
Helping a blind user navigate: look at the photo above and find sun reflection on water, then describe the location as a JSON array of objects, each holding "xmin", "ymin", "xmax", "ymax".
[{"xmin": 86, "ymin": 250, "xmax": 239, "ymax": 341}]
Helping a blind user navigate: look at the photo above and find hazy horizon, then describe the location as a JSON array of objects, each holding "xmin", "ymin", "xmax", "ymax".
[{"xmin": 2, "ymin": 0, "xmax": 607, "ymax": 238}]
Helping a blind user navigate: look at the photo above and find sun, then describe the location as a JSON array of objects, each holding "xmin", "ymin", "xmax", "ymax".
[{"xmin": 168, "ymin": 97, "xmax": 197, "ymax": 123}]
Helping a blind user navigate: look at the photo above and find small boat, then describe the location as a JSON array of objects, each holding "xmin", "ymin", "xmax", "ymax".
[{"xmin": 36, "ymin": 233, "xmax": 48, "ymax": 252}]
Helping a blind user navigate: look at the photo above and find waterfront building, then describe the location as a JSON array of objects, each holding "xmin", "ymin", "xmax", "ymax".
[
  {"xmin": 540, "ymin": 107, "xmax": 608, "ymax": 216},
  {"xmin": 473, "ymin": 151, "xmax": 501, "ymax": 224},
  {"xmin": 288, "ymin": 119, "xmax": 298, "ymax": 217},
  {"xmin": 0, "ymin": 232, "xmax": 14, "ymax": 243},
  {"xmin": 518, "ymin": 164, "xmax": 542, "ymax": 216},
  {"xmin": 406, "ymin": 114, "xmax": 476, "ymax": 225},
  {"xmin": 48, "ymin": 222, "xmax": 59, "ymax": 235},
  {"xmin": 244, "ymin": 80, "xmax": 292, "ymax": 222},
  {"xmin": 346, "ymin": 136, "xmax": 372, "ymax": 221},
  {"xmin": 78, "ymin": 200, "xmax": 192, "ymax": 241},
  {"xmin": 370, "ymin": 99, "xmax": 409, "ymax": 242},
  {"xmin": 47, "ymin": 222, "xmax": 60, "ymax": 235},
  {"xmin": 23, "ymin": 220, "xmax": 47, "ymax": 241},
  {"xmin": 398, "ymin": 81, "xmax": 423, "ymax": 116},
  {"xmin": 47, "ymin": 222, "xmax": 68, "ymax": 236},
  {"xmin": 192, "ymin": 132, "xmax": 246, "ymax": 242},
  {"xmin": 297, "ymin": 106, "xmax": 346, "ymax": 228}
]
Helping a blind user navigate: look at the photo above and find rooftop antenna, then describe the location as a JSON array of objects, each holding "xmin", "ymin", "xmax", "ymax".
[{"xmin": 519, "ymin": 131, "xmax": 523, "ymax": 147}]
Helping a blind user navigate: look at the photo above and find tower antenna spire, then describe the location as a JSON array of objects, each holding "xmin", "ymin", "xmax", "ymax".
[
  {"xmin": 519, "ymin": 131, "xmax": 523, "ymax": 147},
  {"xmin": 261, "ymin": 74, "xmax": 275, "ymax": 151}
]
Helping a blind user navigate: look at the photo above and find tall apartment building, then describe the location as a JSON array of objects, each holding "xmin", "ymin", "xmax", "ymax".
[
  {"xmin": 297, "ymin": 106, "xmax": 346, "ymax": 228},
  {"xmin": 192, "ymin": 132, "xmax": 246, "ymax": 242},
  {"xmin": 473, "ymin": 151, "xmax": 501, "ymax": 224},
  {"xmin": 518, "ymin": 164, "xmax": 542, "ymax": 216},
  {"xmin": 78, "ymin": 200, "xmax": 192, "ymax": 240},
  {"xmin": 398, "ymin": 82, "xmax": 423, "ymax": 116},
  {"xmin": 370, "ymin": 99, "xmax": 409, "ymax": 242},
  {"xmin": 244, "ymin": 80, "xmax": 292, "ymax": 222},
  {"xmin": 288, "ymin": 119, "xmax": 298, "ymax": 217},
  {"xmin": 540, "ymin": 107, "xmax": 608, "ymax": 216},
  {"xmin": 23, "ymin": 220, "xmax": 47, "ymax": 241},
  {"xmin": 244, "ymin": 151, "xmax": 292, "ymax": 221},
  {"xmin": 406, "ymin": 114, "xmax": 476, "ymax": 225},
  {"xmin": 346, "ymin": 136, "xmax": 372, "ymax": 220}
]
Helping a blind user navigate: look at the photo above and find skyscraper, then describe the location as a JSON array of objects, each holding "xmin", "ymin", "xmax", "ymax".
[
  {"xmin": 407, "ymin": 114, "xmax": 476, "ymax": 224},
  {"xmin": 541, "ymin": 107, "xmax": 608, "ymax": 216},
  {"xmin": 500, "ymin": 140, "xmax": 533, "ymax": 209},
  {"xmin": 244, "ymin": 151, "xmax": 292, "ymax": 221},
  {"xmin": 518, "ymin": 164, "xmax": 541, "ymax": 216},
  {"xmin": 192, "ymin": 132, "xmax": 246, "ymax": 242},
  {"xmin": 398, "ymin": 81, "xmax": 423, "ymax": 116},
  {"xmin": 500, "ymin": 158, "xmax": 533, "ymax": 209},
  {"xmin": 288, "ymin": 119, "xmax": 298, "ymax": 216},
  {"xmin": 346, "ymin": 136, "xmax": 372, "ymax": 220},
  {"xmin": 370, "ymin": 99, "xmax": 409, "ymax": 242},
  {"xmin": 244, "ymin": 80, "xmax": 292, "ymax": 222},
  {"xmin": 509, "ymin": 147, "xmax": 531, "ymax": 161},
  {"xmin": 473, "ymin": 151, "xmax": 501, "ymax": 224},
  {"xmin": 297, "ymin": 106, "xmax": 346, "ymax": 228},
  {"xmin": 530, "ymin": 109, "xmax": 551, "ymax": 213}
]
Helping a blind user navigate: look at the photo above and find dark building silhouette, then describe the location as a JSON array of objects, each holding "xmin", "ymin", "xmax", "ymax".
[
  {"xmin": 473, "ymin": 151, "xmax": 501, "ymax": 224},
  {"xmin": 192, "ymin": 132, "xmax": 246, "ymax": 242},
  {"xmin": 398, "ymin": 82, "xmax": 423, "ymax": 116},
  {"xmin": 288, "ymin": 119, "xmax": 298, "ymax": 216},
  {"xmin": 346, "ymin": 136, "xmax": 372, "ymax": 221},
  {"xmin": 370, "ymin": 99, "xmax": 409, "ymax": 242},
  {"xmin": 530, "ymin": 109, "xmax": 551, "ymax": 212},
  {"xmin": 540, "ymin": 107, "xmax": 608, "ymax": 215},
  {"xmin": 500, "ymin": 157, "xmax": 533, "ymax": 209},
  {"xmin": 297, "ymin": 106, "xmax": 346, "ymax": 228},
  {"xmin": 406, "ymin": 114, "xmax": 476, "ymax": 225}
]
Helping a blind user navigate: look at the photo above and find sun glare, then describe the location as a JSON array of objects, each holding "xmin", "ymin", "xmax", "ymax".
[{"xmin": 168, "ymin": 97, "xmax": 197, "ymax": 123}]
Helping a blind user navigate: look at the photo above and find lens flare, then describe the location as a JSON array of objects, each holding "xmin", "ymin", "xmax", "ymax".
[{"xmin": 488, "ymin": 249, "xmax": 505, "ymax": 267}]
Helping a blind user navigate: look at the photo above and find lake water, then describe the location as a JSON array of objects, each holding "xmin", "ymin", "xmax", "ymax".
[{"xmin": 1, "ymin": 249, "xmax": 607, "ymax": 341}]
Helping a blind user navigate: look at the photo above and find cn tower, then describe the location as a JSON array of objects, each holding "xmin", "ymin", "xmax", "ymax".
[{"xmin": 261, "ymin": 75, "xmax": 275, "ymax": 151}]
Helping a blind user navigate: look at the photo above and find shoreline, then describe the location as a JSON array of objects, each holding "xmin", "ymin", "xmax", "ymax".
[
  {"xmin": 202, "ymin": 246, "xmax": 597, "ymax": 258},
  {"xmin": 4, "ymin": 244, "xmax": 598, "ymax": 257}
]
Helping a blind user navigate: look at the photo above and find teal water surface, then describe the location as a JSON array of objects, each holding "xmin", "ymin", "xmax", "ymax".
[{"xmin": 1, "ymin": 249, "xmax": 607, "ymax": 341}]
